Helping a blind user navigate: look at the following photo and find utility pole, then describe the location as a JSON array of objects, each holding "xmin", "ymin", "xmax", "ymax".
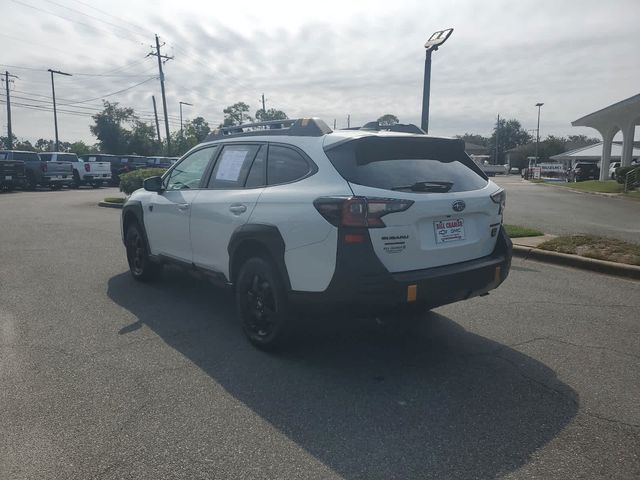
[
  {"xmin": 152, "ymin": 95, "xmax": 161, "ymax": 145},
  {"xmin": 495, "ymin": 114, "xmax": 500, "ymax": 165},
  {"xmin": 347, "ymin": 114, "xmax": 350, "ymax": 128},
  {"xmin": 261, "ymin": 93, "xmax": 266, "ymax": 113},
  {"xmin": 333, "ymin": 119, "xmax": 336, "ymax": 130},
  {"xmin": 48, "ymin": 69, "xmax": 72, "ymax": 151},
  {"xmin": 148, "ymin": 35, "xmax": 173, "ymax": 154},
  {"xmin": 535, "ymin": 102, "xmax": 544, "ymax": 164},
  {"xmin": 3, "ymin": 71, "xmax": 18, "ymax": 149}
]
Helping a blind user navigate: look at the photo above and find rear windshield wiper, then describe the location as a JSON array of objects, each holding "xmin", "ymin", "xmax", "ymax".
[{"xmin": 391, "ymin": 181, "xmax": 453, "ymax": 193}]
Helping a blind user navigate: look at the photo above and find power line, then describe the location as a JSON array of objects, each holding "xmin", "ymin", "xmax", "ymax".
[
  {"xmin": 41, "ymin": 0, "xmax": 149, "ymax": 42},
  {"xmin": 58, "ymin": 76, "xmax": 158, "ymax": 106},
  {"xmin": 9, "ymin": 0, "xmax": 144, "ymax": 48},
  {"xmin": 0, "ymin": 63, "xmax": 157, "ymax": 78}
]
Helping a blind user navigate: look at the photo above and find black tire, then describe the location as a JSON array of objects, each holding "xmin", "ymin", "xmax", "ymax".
[
  {"xmin": 72, "ymin": 171, "xmax": 81, "ymax": 189},
  {"xmin": 125, "ymin": 223, "xmax": 162, "ymax": 282},
  {"xmin": 50, "ymin": 183, "xmax": 62, "ymax": 191},
  {"xmin": 93, "ymin": 181, "xmax": 103, "ymax": 188},
  {"xmin": 24, "ymin": 172, "xmax": 36, "ymax": 191},
  {"xmin": 235, "ymin": 257, "xmax": 292, "ymax": 350}
]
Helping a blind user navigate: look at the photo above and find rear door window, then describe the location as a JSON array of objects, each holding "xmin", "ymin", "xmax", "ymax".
[
  {"xmin": 266, "ymin": 145, "xmax": 312, "ymax": 185},
  {"xmin": 207, "ymin": 144, "xmax": 259, "ymax": 189},
  {"xmin": 245, "ymin": 145, "xmax": 267, "ymax": 188},
  {"xmin": 324, "ymin": 137, "xmax": 487, "ymax": 193}
]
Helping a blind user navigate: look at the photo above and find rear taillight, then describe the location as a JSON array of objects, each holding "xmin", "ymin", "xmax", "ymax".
[
  {"xmin": 41, "ymin": 163, "xmax": 47, "ymax": 172},
  {"xmin": 84, "ymin": 163, "xmax": 90, "ymax": 172},
  {"xmin": 490, "ymin": 188, "xmax": 506, "ymax": 214},
  {"xmin": 313, "ymin": 196, "xmax": 414, "ymax": 229}
]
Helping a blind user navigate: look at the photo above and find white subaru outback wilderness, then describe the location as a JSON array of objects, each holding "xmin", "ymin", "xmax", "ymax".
[{"xmin": 121, "ymin": 118, "xmax": 511, "ymax": 349}]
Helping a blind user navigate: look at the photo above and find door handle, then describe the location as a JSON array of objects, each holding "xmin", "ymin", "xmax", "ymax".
[
  {"xmin": 229, "ymin": 204, "xmax": 247, "ymax": 215},
  {"xmin": 177, "ymin": 203, "xmax": 190, "ymax": 211}
]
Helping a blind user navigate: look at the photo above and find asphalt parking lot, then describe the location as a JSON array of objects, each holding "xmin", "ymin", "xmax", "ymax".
[
  {"xmin": 496, "ymin": 176, "xmax": 640, "ymax": 243},
  {"xmin": 1, "ymin": 188, "xmax": 639, "ymax": 479}
]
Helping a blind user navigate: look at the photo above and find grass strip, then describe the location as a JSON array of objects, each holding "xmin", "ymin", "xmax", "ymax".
[
  {"xmin": 538, "ymin": 235, "xmax": 640, "ymax": 266},
  {"xmin": 103, "ymin": 197, "xmax": 126, "ymax": 204},
  {"xmin": 504, "ymin": 224, "xmax": 544, "ymax": 238}
]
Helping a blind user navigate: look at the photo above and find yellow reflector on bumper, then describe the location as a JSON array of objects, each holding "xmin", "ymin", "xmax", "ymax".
[{"xmin": 407, "ymin": 284, "xmax": 417, "ymax": 302}]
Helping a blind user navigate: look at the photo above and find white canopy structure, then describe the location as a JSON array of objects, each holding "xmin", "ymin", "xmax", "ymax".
[
  {"xmin": 572, "ymin": 94, "xmax": 640, "ymax": 180},
  {"xmin": 550, "ymin": 142, "xmax": 640, "ymax": 168}
]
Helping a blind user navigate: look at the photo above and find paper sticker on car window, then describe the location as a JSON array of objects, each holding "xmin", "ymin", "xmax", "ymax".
[{"xmin": 216, "ymin": 149, "xmax": 248, "ymax": 182}]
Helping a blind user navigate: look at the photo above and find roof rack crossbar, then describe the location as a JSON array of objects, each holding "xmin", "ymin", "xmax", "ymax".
[{"xmin": 205, "ymin": 118, "xmax": 332, "ymax": 141}]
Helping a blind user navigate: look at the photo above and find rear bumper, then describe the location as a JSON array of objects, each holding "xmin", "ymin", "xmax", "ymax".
[
  {"xmin": 289, "ymin": 226, "xmax": 512, "ymax": 311},
  {"xmin": 84, "ymin": 174, "xmax": 112, "ymax": 181},
  {"xmin": 44, "ymin": 175, "xmax": 73, "ymax": 184}
]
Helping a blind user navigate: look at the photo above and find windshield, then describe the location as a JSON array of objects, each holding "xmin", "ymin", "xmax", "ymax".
[{"xmin": 324, "ymin": 136, "xmax": 488, "ymax": 193}]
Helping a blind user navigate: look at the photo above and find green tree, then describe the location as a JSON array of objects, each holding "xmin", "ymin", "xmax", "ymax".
[
  {"xmin": 377, "ymin": 114, "xmax": 399, "ymax": 126},
  {"xmin": 35, "ymin": 138, "xmax": 55, "ymax": 152},
  {"xmin": 128, "ymin": 121, "xmax": 158, "ymax": 156},
  {"xmin": 90, "ymin": 101, "xmax": 136, "ymax": 154},
  {"xmin": 255, "ymin": 108, "xmax": 288, "ymax": 122},
  {"xmin": 0, "ymin": 134, "xmax": 17, "ymax": 149},
  {"xmin": 184, "ymin": 116, "xmax": 211, "ymax": 142},
  {"xmin": 67, "ymin": 141, "xmax": 95, "ymax": 156},
  {"xmin": 222, "ymin": 102, "xmax": 252, "ymax": 127},
  {"xmin": 488, "ymin": 118, "xmax": 532, "ymax": 164},
  {"xmin": 456, "ymin": 133, "xmax": 489, "ymax": 147},
  {"xmin": 14, "ymin": 139, "xmax": 36, "ymax": 151}
]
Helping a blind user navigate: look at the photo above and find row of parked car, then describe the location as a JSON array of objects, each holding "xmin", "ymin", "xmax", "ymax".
[{"xmin": 0, "ymin": 151, "xmax": 178, "ymax": 191}]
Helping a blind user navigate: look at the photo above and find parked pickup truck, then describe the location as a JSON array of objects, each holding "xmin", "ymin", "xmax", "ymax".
[
  {"xmin": 0, "ymin": 150, "xmax": 73, "ymax": 190},
  {"xmin": 0, "ymin": 157, "xmax": 26, "ymax": 191},
  {"xmin": 79, "ymin": 154, "xmax": 133, "ymax": 186},
  {"xmin": 40, "ymin": 152, "xmax": 111, "ymax": 188}
]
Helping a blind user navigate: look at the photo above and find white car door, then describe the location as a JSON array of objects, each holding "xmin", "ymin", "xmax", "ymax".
[
  {"xmin": 145, "ymin": 146, "xmax": 217, "ymax": 261},
  {"xmin": 190, "ymin": 143, "xmax": 266, "ymax": 276}
]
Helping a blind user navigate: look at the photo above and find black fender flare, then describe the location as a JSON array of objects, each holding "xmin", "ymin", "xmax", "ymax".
[
  {"xmin": 228, "ymin": 224, "xmax": 291, "ymax": 290},
  {"xmin": 121, "ymin": 201, "xmax": 152, "ymax": 254}
]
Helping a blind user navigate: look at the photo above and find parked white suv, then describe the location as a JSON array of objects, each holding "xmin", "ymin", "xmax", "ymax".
[{"xmin": 121, "ymin": 118, "xmax": 512, "ymax": 349}]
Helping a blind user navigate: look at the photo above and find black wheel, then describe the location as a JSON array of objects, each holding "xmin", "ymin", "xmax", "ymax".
[
  {"xmin": 236, "ymin": 257, "xmax": 291, "ymax": 350},
  {"xmin": 24, "ymin": 173, "xmax": 36, "ymax": 191},
  {"xmin": 72, "ymin": 171, "xmax": 81, "ymax": 189},
  {"xmin": 125, "ymin": 223, "xmax": 162, "ymax": 282},
  {"xmin": 93, "ymin": 181, "xmax": 103, "ymax": 188},
  {"xmin": 50, "ymin": 183, "xmax": 62, "ymax": 190}
]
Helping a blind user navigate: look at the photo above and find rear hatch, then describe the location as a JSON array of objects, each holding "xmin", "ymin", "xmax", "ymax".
[{"xmin": 324, "ymin": 135, "xmax": 504, "ymax": 273}]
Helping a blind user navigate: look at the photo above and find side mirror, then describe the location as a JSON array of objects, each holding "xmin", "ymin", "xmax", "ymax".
[{"xmin": 143, "ymin": 176, "xmax": 163, "ymax": 192}]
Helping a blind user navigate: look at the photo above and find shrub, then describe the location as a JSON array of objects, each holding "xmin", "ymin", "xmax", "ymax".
[{"xmin": 119, "ymin": 168, "xmax": 167, "ymax": 195}]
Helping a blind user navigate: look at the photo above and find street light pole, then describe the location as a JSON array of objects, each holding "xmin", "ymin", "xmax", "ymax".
[
  {"xmin": 535, "ymin": 102, "xmax": 544, "ymax": 164},
  {"xmin": 421, "ymin": 28, "xmax": 453, "ymax": 133},
  {"xmin": 179, "ymin": 101, "xmax": 193, "ymax": 137},
  {"xmin": 48, "ymin": 69, "xmax": 72, "ymax": 151}
]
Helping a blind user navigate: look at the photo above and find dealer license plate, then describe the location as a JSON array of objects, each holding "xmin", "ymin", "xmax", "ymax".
[{"xmin": 434, "ymin": 218, "xmax": 465, "ymax": 244}]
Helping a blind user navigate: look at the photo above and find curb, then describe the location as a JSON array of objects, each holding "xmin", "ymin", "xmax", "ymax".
[
  {"xmin": 513, "ymin": 245, "xmax": 640, "ymax": 280},
  {"xmin": 531, "ymin": 181, "xmax": 638, "ymax": 201},
  {"xmin": 98, "ymin": 201, "xmax": 123, "ymax": 209}
]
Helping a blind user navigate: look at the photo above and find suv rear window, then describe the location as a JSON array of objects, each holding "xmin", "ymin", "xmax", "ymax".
[{"xmin": 324, "ymin": 137, "xmax": 488, "ymax": 193}]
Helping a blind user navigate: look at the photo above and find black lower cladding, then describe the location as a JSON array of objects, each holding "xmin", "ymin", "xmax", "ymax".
[{"xmin": 289, "ymin": 226, "xmax": 512, "ymax": 311}]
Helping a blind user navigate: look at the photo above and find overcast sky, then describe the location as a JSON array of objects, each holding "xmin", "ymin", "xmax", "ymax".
[{"xmin": 1, "ymin": 0, "xmax": 639, "ymax": 145}]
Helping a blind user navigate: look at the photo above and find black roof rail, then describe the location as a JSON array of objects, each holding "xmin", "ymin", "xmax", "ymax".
[
  {"xmin": 205, "ymin": 118, "xmax": 332, "ymax": 141},
  {"xmin": 359, "ymin": 121, "xmax": 426, "ymax": 134}
]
